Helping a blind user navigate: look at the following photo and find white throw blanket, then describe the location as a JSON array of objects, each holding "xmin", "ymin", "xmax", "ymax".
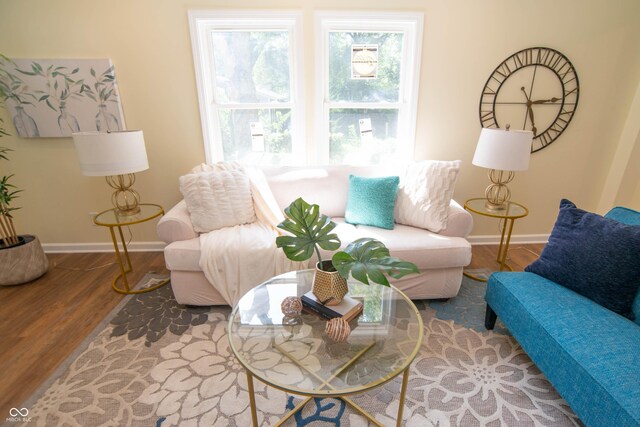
[
  {"xmin": 196, "ymin": 162, "xmax": 306, "ymax": 306},
  {"xmin": 199, "ymin": 222, "xmax": 305, "ymax": 306}
]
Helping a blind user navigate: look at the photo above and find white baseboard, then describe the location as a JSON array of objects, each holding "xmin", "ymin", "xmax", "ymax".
[
  {"xmin": 467, "ymin": 234, "xmax": 549, "ymax": 245},
  {"xmin": 43, "ymin": 241, "xmax": 166, "ymax": 253}
]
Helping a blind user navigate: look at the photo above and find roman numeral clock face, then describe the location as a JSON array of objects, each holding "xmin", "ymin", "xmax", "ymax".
[{"xmin": 479, "ymin": 47, "xmax": 579, "ymax": 152}]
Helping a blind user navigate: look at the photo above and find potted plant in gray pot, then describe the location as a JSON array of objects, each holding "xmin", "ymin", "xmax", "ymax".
[
  {"xmin": 276, "ymin": 197, "xmax": 418, "ymax": 305},
  {"xmin": 0, "ymin": 109, "xmax": 49, "ymax": 285}
]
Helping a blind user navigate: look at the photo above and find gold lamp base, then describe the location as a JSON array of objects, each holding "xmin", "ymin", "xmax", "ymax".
[
  {"xmin": 106, "ymin": 174, "xmax": 141, "ymax": 216},
  {"xmin": 484, "ymin": 169, "xmax": 514, "ymax": 211}
]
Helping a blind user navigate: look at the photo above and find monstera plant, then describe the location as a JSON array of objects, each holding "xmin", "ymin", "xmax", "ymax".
[{"xmin": 275, "ymin": 197, "xmax": 418, "ymax": 290}]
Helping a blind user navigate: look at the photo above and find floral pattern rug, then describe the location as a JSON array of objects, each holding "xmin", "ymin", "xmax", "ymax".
[{"xmin": 11, "ymin": 275, "xmax": 582, "ymax": 427}]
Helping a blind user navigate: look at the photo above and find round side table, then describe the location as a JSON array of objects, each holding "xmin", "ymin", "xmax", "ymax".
[
  {"xmin": 94, "ymin": 203, "xmax": 169, "ymax": 294},
  {"xmin": 464, "ymin": 198, "xmax": 528, "ymax": 282}
]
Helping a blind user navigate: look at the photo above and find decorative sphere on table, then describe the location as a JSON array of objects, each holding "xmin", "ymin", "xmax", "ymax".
[
  {"xmin": 325, "ymin": 317, "xmax": 351, "ymax": 343},
  {"xmin": 281, "ymin": 296, "xmax": 302, "ymax": 316}
]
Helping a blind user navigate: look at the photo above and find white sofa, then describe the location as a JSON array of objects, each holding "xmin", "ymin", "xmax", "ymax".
[{"xmin": 157, "ymin": 165, "xmax": 473, "ymax": 306}]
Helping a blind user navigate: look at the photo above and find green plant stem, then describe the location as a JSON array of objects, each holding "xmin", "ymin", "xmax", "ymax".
[{"xmin": 0, "ymin": 213, "xmax": 17, "ymax": 246}]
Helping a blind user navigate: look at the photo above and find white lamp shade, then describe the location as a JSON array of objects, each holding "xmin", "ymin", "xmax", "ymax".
[
  {"xmin": 472, "ymin": 128, "xmax": 533, "ymax": 171},
  {"xmin": 72, "ymin": 131, "xmax": 149, "ymax": 176}
]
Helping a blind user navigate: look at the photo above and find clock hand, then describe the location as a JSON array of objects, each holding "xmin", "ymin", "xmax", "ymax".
[
  {"xmin": 532, "ymin": 97, "xmax": 560, "ymax": 104},
  {"xmin": 521, "ymin": 87, "xmax": 537, "ymax": 135},
  {"xmin": 528, "ymin": 107, "xmax": 537, "ymax": 136}
]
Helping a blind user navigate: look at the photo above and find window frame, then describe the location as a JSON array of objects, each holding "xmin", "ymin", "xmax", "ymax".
[
  {"xmin": 314, "ymin": 11, "xmax": 424, "ymax": 164},
  {"xmin": 188, "ymin": 10, "xmax": 305, "ymax": 164}
]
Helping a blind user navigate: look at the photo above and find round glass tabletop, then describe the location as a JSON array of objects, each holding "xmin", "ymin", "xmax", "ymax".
[
  {"xmin": 464, "ymin": 198, "xmax": 528, "ymax": 219},
  {"xmin": 228, "ymin": 270, "xmax": 424, "ymax": 397},
  {"xmin": 93, "ymin": 203, "xmax": 164, "ymax": 227}
]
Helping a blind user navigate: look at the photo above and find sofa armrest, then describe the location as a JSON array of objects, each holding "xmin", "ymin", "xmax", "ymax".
[
  {"xmin": 439, "ymin": 199, "xmax": 473, "ymax": 238},
  {"xmin": 157, "ymin": 200, "xmax": 198, "ymax": 244}
]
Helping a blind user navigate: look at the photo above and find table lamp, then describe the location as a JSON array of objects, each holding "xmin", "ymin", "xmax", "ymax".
[
  {"xmin": 72, "ymin": 130, "xmax": 149, "ymax": 215},
  {"xmin": 472, "ymin": 127, "xmax": 532, "ymax": 211}
]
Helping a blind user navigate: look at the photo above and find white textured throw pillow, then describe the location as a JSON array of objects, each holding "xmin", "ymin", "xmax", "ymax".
[
  {"xmin": 179, "ymin": 168, "xmax": 256, "ymax": 233},
  {"xmin": 394, "ymin": 160, "xmax": 461, "ymax": 233}
]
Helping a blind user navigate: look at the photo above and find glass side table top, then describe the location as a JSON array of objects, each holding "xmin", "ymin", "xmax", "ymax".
[
  {"xmin": 228, "ymin": 270, "xmax": 424, "ymax": 397},
  {"xmin": 464, "ymin": 198, "xmax": 529, "ymax": 219},
  {"xmin": 93, "ymin": 203, "xmax": 164, "ymax": 227}
]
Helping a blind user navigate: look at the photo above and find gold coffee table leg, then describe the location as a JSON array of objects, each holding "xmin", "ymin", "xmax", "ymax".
[
  {"xmin": 396, "ymin": 367, "xmax": 410, "ymax": 427},
  {"xmin": 246, "ymin": 370, "xmax": 259, "ymax": 427}
]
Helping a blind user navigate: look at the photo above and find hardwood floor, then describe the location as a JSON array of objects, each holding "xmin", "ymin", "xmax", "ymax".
[
  {"xmin": 0, "ymin": 252, "xmax": 168, "ymax": 419},
  {"xmin": 0, "ymin": 244, "xmax": 542, "ymax": 418}
]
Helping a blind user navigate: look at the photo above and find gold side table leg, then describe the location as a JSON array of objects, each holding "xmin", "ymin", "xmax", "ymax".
[
  {"xmin": 108, "ymin": 225, "xmax": 169, "ymax": 294},
  {"xmin": 396, "ymin": 367, "xmax": 410, "ymax": 427},
  {"xmin": 109, "ymin": 226, "xmax": 131, "ymax": 293},
  {"xmin": 497, "ymin": 218, "xmax": 516, "ymax": 270},
  {"xmin": 116, "ymin": 225, "xmax": 133, "ymax": 273},
  {"xmin": 246, "ymin": 370, "xmax": 259, "ymax": 427}
]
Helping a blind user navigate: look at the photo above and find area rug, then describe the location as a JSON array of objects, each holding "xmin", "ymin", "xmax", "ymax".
[{"xmin": 10, "ymin": 275, "xmax": 582, "ymax": 427}]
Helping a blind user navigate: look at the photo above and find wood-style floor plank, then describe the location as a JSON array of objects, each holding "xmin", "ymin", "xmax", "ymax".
[
  {"xmin": 0, "ymin": 251, "xmax": 168, "ymax": 418},
  {"xmin": 0, "ymin": 245, "xmax": 541, "ymax": 418}
]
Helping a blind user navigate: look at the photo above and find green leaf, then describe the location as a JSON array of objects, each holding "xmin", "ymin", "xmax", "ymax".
[
  {"xmin": 16, "ymin": 69, "xmax": 37, "ymax": 76},
  {"xmin": 38, "ymin": 94, "xmax": 49, "ymax": 101},
  {"xmin": 71, "ymin": 67, "xmax": 79, "ymax": 74},
  {"xmin": 331, "ymin": 237, "xmax": 419, "ymax": 287},
  {"xmin": 90, "ymin": 68, "xmax": 96, "ymax": 77},
  {"xmin": 275, "ymin": 197, "xmax": 340, "ymax": 263},
  {"xmin": 45, "ymin": 99, "xmax": 57, "ymax": 111}
]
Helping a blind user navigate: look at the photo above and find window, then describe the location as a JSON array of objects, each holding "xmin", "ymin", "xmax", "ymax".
[
  {"xmin": 189, "ymin": 11, "xmax": 304, "ymax": 165},
  {"xmin": 189, "ymin": 10, "xmax": 422, "ymax": 166},
  {"xmin": 317, "ymin": 13, "xmax": 423, "ymax": 164}
]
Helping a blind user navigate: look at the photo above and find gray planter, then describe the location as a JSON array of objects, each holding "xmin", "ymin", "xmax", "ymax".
[{"xmin": 0, "ymin": 234, "xmax": 49, "ymax": 285}]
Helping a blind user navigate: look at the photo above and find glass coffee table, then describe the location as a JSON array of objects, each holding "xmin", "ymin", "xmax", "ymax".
[{"xmin": 228, "ymin": 270, "xmax": 424, "ymax": 427}]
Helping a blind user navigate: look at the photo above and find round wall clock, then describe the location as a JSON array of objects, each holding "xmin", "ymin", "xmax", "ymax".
[{"xmin": 479, "ymin": 47, "xmax": 579, "ymax": 152}]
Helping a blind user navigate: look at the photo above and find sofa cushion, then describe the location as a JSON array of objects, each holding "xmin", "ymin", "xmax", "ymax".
[
  {"xmin": 262, "ymin": 165, "xmax": 401, "ymax": 218},
  {"xmin": 163, "ymin": 238, "xmax": 201, "ymax": 271},
  {"xmin": 486, "ymin": 272, "xmax": 640, "ymax": 427},
  {"xmin": 345, "ymin": 175, "xmax": 399, "ymax": 230},
  {"xmin": 179, "ymin": 168, "xmax": 256, "ymax": 233},
  {"xmin": 321, "ymin": 219, "xmax": 471, "ymax": 269},
  {"xmin": 525, "ymin": 199, "xmax": 640, "ymax": 319},
  {"xmin": 395, "ymin": 160, "xmax": 461, "ymax": 233},
  {"xmin": 605, "ymin": 206, "xmax": 640, "ymax": 325}
]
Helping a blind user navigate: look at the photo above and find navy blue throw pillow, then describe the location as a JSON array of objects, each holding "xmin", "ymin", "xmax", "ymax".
[{"xmin": 525, "ymin": 199, "xmax": 640, "ymax": 319}]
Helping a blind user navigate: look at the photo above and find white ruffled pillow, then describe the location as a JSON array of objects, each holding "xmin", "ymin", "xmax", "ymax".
[
  {"xmin": 179, "ymin": 166, "xmax": 256, "ymax": 233},
  {"xmin": 394, "ymin": 160, "xmax": 461, "ymax": 233}
]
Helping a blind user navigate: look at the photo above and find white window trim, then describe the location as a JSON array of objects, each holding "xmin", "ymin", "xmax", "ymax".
[
  {"xmin": 188, "ymin": 10, "xmax": 305, "ymax": 164},
  {"xmin": 314, "ymin": 11, "xmax": 424, "ymax": 164}
]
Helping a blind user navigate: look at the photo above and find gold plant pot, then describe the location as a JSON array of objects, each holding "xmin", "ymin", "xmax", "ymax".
[{"xmin": 313, "ymin": 260, "xmax": 348, "ymax": 306}]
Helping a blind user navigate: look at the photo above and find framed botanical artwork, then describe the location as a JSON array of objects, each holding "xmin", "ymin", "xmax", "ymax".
[{"xmin": 0, "ymin": 58, "xmax": 126, "ymax": 137}]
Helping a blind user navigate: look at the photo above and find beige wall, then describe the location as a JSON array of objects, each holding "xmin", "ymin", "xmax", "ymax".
[{"xmin": 1, "ymin": 0, "xmax": 639, "ymax": 247}]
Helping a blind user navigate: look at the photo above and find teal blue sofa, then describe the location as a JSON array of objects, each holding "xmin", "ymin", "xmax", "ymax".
[{"xmin": 485, "ymin": 207, "xmax": 640, "ymax": 427}]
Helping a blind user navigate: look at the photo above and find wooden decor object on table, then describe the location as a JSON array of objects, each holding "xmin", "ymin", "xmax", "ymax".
[
  {"xmin": 281, "ymin": 296, "xmax": 302, "ymax": 316},
  {"xmin": 325, "ymin": 317, "xmax": 351, "ymax": 343}
]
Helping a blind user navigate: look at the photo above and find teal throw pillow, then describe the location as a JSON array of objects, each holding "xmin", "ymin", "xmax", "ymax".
[
  {"xmin": 525, "ymin": 199, "xmax": 640, "ymax": 319},
  {"xmin": 345, "ymin": 175, "xmax": 399, "ymax": 230}
]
